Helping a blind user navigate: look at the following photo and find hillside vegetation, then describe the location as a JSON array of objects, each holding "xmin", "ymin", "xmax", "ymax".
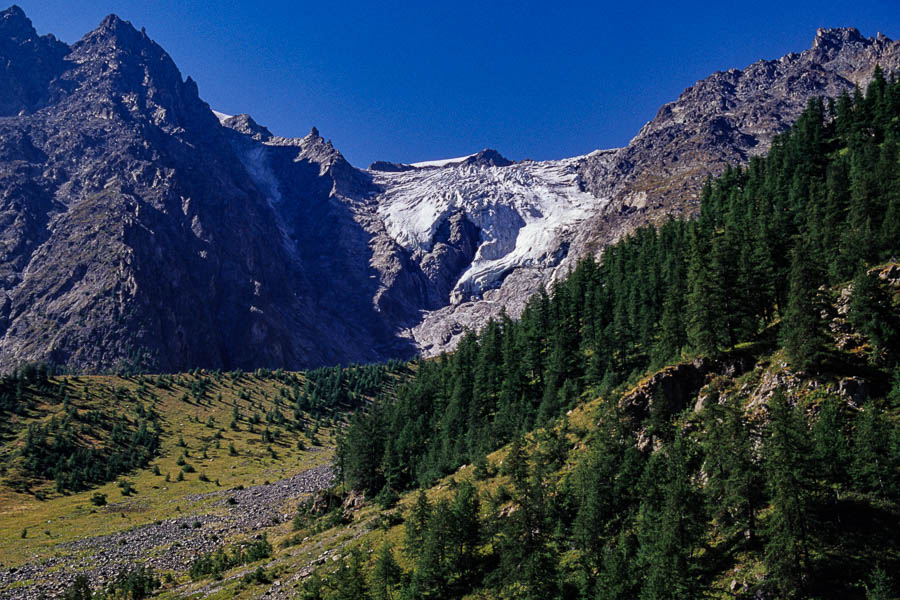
[
  {"xmin": 322, "ymin": 71, "xmax": 900, "ymax": 600},
  {"xmin": 0, "ymin": 363, "xmax": 403, "ymax": 598}
]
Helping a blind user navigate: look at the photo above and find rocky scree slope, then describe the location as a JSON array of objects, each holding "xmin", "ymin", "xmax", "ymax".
[{"xmin": 0, "ymin": 7, "xmax": 897, "ymax": 370}]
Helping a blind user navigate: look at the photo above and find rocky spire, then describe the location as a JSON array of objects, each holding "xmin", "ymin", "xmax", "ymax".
[
  {"xmin": 0, "ymin": 5, "xmax": 34, "ymax": 38},
  {"xmin": 812, "ymin": 27, "xmax": 868, "ymax": 51},
  {"xmin": 460, "ymin": 149, "xmax": 514, "ymax": 168},
  {"xmin": 63, "ymin": 12, "xmax": 216, "ymax": 131}
]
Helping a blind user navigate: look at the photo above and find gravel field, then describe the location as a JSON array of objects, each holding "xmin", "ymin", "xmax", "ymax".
[{"xmin": 0, "ymin": 465, "xmax": 334, "ymax": 600}]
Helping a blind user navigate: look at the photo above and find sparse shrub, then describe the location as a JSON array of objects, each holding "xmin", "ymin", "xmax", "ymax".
[
  {"xmin": 61, "ymin": 575, "xmax": 92, "ymax": 600},
  {"xmin": 242, "ymin": 566, "xmax": 270, "ymax": 585},
  {"xmin": 375, "ymin": 485, "xmax": 399, "ymax": 509},
  {"xmin": 473, "ymin": 454, "xmax": 491, "ymax": 480},
  {"xmin": 118, "ymin": 479, "xmax": 136, "ymax": 496},
  {"xmin": 189, "ymin": 535, "xmax": 271, "ymax": 580},
  {"xmin": 105, "ymin": 565, "xmax": 160, "ymax": 599},
  {"xmin": 90, "ymin": 492, "xmax": 107, "ymax": 506}
]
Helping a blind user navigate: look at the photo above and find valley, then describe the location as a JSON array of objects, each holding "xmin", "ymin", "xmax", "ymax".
[{"xmin": 0, "ymin": 5, "xmax": 898, "ymax": 599}]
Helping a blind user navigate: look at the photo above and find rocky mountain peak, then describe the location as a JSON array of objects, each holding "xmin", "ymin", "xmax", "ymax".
[
  {"xmin": 78, "ymin": 13, "xmax": 161, "ymax": 58},
  {"xmin": 0, "ymin": 5, "xmax": 68, "ymax": 116},
  {"xmin": 460, "ymin": 148, "xmax": 514, "ymax": 168},
  {"xmin": 1, "ymin": 4, "xmax": 33, "ymax": 37},
  {"xmin": 0, "ymin": 10, "xmax": 896, "ymax": 372},
  {"xmin": 577, "ymin": 25, "xmax": 900, "ymax": 243},
  {"xmin": 221, "ymin": 113, "xmax": 274, "ymax": 141},
  {"xmin": 297, "ymin": 127, "xmax": 345, "ymax": 157},
  {"xmin": 61, "ymin": 12, "xmax": 217, "ymax": 132},
  {"xmin": 812, "ymin": 27, "xmax": 867, "ymax": 51}
]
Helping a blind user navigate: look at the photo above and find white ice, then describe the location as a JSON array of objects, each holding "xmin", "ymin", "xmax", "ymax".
[{"xmin": 370, "ymin": 154, "xmax": 606, "ymax": 301}]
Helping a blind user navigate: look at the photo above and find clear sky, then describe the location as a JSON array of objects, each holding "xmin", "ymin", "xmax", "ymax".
[{"xmin": 10, "ymin": 1, "xmax": 900, "ymax": 167}]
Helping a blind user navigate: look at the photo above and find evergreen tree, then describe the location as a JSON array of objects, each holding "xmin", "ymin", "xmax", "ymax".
[
  {"xmin": 702, "ymin": 397, "xmax": 763, "ymax": 541},
  {"xmin": 637, "ymin": 433, "xmax": 705, "ymax": 600},
  {"xmin": 850, "ymin": 400, "xmax": 897, "ymax": 499},
  {"xmin": 686, "ymin": 224, "xmax": 728, "ymax": 355},
  {"xmin": 850, "ymin": 269, "xmax": 900, "ymax": 365},
  {"xmin": 780, "ymin": 241, "xmax": 827, "ymax": 371},
  {"xmin": 369, "ymin": 545, "xmax": 402, "ymax": 600},
  {"xmin": 763, "ymin": 391, "xmax": 817, "ymax": 598}
]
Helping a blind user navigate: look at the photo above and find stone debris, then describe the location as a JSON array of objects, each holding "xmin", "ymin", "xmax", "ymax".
[{"xmin": 0, "ymin": 466, "xmax": 333, "ymax": 600}]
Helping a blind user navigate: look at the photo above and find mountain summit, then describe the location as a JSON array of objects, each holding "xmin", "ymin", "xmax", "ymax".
[
  {"xmin": 0, "ymin": 11, "xmax": 897, "ymax": 372},
  {"xmin": 0, "ymin": 5, "xmax": 67, "ymax": 116}
]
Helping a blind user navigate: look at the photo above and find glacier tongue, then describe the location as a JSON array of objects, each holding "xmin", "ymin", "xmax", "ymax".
[{"xmin": 370, "ymin": 155, "xmax": 606, "ymax": 303}]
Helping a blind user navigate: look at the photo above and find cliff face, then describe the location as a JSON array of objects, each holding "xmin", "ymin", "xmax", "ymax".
[
  {"xmin": 0, "ymin": 7, "xmax": 897, "ymax": 371},
  {"xmin": 0, "ymin": 9, "xmax": 415, "ymax": 372}
]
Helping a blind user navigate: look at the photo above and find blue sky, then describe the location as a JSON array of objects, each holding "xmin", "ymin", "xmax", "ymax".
[{"xmin": 11, "ymin": 1, "xmax": 900, "ymax": 167}]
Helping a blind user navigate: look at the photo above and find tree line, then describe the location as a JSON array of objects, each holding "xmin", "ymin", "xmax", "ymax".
[{"xmin": 337, "ymin": 68, "xmax": 900, "ymax": 499}]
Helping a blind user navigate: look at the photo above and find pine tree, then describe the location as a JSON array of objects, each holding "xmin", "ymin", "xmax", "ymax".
[
  {"xmin": 850, "ymin": 401, "xmax": 896, "ymax": 498},
  {"xmin": 763, "ymin": 391, "xmax": 817, "ymax": 599},
  {"xmin": 850, "ymin": 269, "xmax": 900, "ymax": 365},
  {"xmin": 637, "ymin": 433, "xmax": 704, "ymax": 600},
  {"xmin": 865, "ymin": 567, "xmax": 895, "ymax": 600},
  {"xmin": 405, "ymin": 490, "xmax": 431, "ymax": 555},
  {"xmin": 780, "ymin": 241, "xmax": 827, "ymax": 371},
  {"xmin": 331, "ymin": 548, "xmax": 370, "ymax": 600},
  {"xmin": 448, "ymin": 481, "xmax": 481, "ymax": 584},
  {"xmin": 811, "ymin": 394, "xmax": 850, "ymax": 522},
  {"xmin": 369, "ymin": 544, "xmax": 401, "ymax": 600},
  {"xmin": 686, "ymin": 225, "xmax": 728, "ymax": 355},
  {"xmin": 702, "ymin": 397, "xmax": 763, "ymax": 541}
]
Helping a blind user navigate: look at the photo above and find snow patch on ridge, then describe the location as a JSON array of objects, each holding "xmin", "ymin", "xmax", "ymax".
[
  {"xmin": 410, "ymin": 153, "xmax": 477, "ymax": 168},
  {"xmin": 212, "ymin": 110, "xmax": 233, "ymax": 124}
]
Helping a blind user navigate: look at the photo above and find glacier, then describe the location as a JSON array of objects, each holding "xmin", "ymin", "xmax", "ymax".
[{"xmin": 370, "ymin": 155, "xmax": 608, "ymax": 304}]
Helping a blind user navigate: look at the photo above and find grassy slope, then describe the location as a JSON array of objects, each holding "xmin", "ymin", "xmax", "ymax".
[
  {"xmin": 0, "ymin": 371, "xmax": 335, "ymax": 572},
  {"xmin": 254, "ymin": 336, "xmax": 898, "ymax": 599}
]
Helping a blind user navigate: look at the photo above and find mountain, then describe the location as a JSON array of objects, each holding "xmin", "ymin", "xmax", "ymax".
[
  {"xmin": 0, "ymin": 24, "xmax": 899, "ymax": 600},
  {"xmin": 0, "ymin": 6, "xmax": 897, "ymax": 372},
  {"xmin": 0, "ymin": 9, "xmax": 418, "ymax": 372},
  {"xmin": 577, "ymin": 27, "xmax": 900, "ymax": 243},
  {"xmin": 366, "ymin": 27, "xmax": 900, "ymax": 354}
]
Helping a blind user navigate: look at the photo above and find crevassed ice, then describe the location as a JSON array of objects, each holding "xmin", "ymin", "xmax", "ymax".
[{"xmin": 370, "ymin": 155, "xmax": 603, "ymax": 299}]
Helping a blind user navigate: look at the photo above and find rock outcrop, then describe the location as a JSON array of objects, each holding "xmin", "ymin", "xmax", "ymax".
[{"xmin": 577, "ymin": 27, "xmax": 900, "ymax": 245}]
